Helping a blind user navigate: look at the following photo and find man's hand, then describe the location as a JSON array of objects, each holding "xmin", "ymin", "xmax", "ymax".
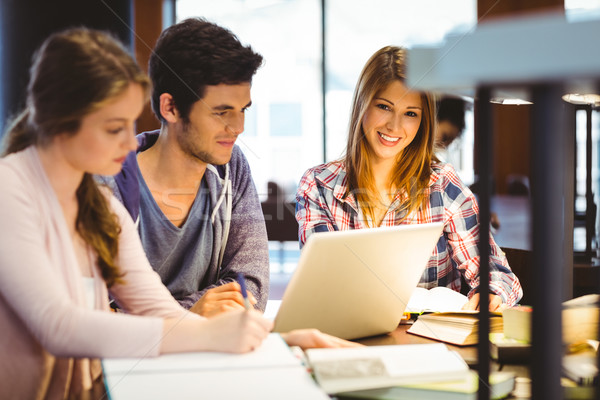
[
  {"xmin": 279, "ymin": 329, "xmax": 364, "ymax": 350},
  {"xmin": 461, "ymin": 293, "xmax": 506, "ymax": 312},
  {"xmin": 189, "ymin": 281, "xmax": 257, "ymax": 318}
]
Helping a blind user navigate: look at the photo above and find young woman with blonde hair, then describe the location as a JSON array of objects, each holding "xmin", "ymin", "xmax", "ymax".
[{"xmin": 296, "ymin": 46, "xmax": 522, "ymax": 311}]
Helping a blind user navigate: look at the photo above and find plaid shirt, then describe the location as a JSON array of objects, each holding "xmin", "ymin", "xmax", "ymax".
[{"xmin": 296, "ymin": 160, "xmax": 523, "ymax": 306}]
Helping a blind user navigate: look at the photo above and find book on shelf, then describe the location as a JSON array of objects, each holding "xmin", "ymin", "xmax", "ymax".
[
  {"xmin": 563, "ymin": 351, "xmax": 598, "ymax": 386},
  {"xmin": 489, "ymin": 332, "xmax": 531, "ymax": 364},
  {"xmin": 304, "ymin": 343, "xmax": 469, "ymax": 394},
  {"xmin": 405, "ymin": 286, "xmax": 469, "ymax": 314},
  {"xmin": 406, "ymin": 311, "xmax": 503, "ymax": 346},
  {"xmin": 501, "ymin": 305, "xmax": 532, "ymax": 342},
  {"xmin": 336, "ymin": 370, "xmax": 516, "ymax": 400},
  {"xmin": 503, "ymin": 294, "xmax": 600, "ymax": 345}
]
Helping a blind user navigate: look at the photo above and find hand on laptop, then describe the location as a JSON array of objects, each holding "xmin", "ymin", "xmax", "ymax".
[
  {"xmin": 190, "ymin": 281, "xmax": 257, "ymax": 318},
  {"xmin": 279, "ymin": 329, "xmax": 364, "ymax": 350},
  {"xmin": 461, "ymin": 293, "xmax": 507, "ymax": 312}
]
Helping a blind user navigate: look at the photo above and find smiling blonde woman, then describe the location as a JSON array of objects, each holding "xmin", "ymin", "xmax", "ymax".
[{"xmin": 295, "ymin": 46, "xmax": 523, "ymax": 312}]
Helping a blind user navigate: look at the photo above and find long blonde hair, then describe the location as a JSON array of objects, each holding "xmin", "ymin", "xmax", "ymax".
[
  {"xmin": 2, "ymin": 28, "xmax": 150, "ymax": 287},
  {"xmin": 344, "ymin": 46, "xmax": 436, "ymax": 226}
]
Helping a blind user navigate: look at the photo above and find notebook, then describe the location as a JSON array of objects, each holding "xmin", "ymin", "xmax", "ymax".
[
  {"xmin": 273, "ymin": 222, "xmax": 444, "ymax": 339},
  {"xmin": 102, "ymin": 333, "xmax": 330, "ymax": 400}
]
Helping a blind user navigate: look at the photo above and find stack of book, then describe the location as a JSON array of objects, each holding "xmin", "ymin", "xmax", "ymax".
[
  {"xmin": 494, "ymin": 294, "xmax": 600, "ymax": 390},
  {"xmin": 407, "ymin": 311, "xmax": 503, "ymax": 346}
]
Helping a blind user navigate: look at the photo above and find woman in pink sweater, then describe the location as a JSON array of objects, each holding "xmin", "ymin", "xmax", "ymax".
[{"xmin": 0, "ymin": 28, "xmax": 277, "ymax": 399}]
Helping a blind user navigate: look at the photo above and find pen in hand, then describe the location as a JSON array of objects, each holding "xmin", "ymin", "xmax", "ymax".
[{"xmin": 236, "ymin": 272, "xmax": 251, "ymax": 310}]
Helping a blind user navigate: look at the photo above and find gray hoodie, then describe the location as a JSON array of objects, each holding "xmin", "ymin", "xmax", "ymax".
[{"xmin": 99, "ymin": 130, "xmax": 269, "ymax": 311}]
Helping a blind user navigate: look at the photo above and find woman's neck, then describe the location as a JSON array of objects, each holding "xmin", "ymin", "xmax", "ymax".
[{"xmin": 369, "ymin": 158, "xmax": 396, "ymax": 200}]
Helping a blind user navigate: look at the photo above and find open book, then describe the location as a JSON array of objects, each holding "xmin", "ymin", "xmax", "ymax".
[
  {"xmin": 337, "ymin": 370, "xmax": 516, "ymax": 400},
  {"xmin": 407, "ymin": 311, "xmax": 503, "ymax": 346},
  {"xmin": 305, "ymin": 343, "xmax": 469, "ymax": 394},
  {"xmin": 405, "ymin": 287, "xmax": 469, "ymax": 314}
]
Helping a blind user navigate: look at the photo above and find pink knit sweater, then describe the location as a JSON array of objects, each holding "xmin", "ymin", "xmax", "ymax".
[{"xmin": 0, "ymin": 146, "xmax": 200, "ymax": 399}]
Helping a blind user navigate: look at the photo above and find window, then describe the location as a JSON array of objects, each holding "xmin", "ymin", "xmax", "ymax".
[
  {"xmin": 176, "ymin": 0, "xmax": 477, "ymax": 195},
  {"xmin": 176, "ymin": 0, "xmax": 322, "ymax": 200}
]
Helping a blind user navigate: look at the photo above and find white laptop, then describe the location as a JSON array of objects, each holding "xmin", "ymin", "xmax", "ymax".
[{"xmin": 273, "ymin": 222, "xmax": 444, "ymax": 340}]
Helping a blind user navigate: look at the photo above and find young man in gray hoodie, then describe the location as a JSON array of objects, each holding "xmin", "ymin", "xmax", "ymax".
[{"xmin": 104, "ymin": 18, "xmax": 269, "ymax": 316}]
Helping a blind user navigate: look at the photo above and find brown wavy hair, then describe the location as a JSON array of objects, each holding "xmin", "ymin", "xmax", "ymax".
[
  {"xmin": 344, "ymin": 46, "xmax": 436, "ymax": 227},
  {"xmin": 1, "ymin": 28, "xmax": 150, "ymax": 286}
]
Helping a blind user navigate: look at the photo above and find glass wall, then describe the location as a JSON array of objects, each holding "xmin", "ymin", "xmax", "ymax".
[
  {"xmin": 176, "ymin": 0, "xmax": 477, "ymax": 197},
  {"xmin": 176, "ymin": 0, "xmax": 323, "ymax": 200},
  {"xmin": 324, "ymin": 1, "xmax": 476, "ymax": 165}
]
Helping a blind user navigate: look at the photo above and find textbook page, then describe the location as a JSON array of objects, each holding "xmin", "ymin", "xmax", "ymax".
[
  {"xmin": 102, "ymin": 333, "xmax": 298, "ymax": 374},
  {"xmin": 405, "ymin": 286, "xmax": 469, "ymax": 313}
]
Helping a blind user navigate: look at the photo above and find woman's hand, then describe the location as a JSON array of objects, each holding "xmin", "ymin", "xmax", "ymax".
[
  {"xmin": 461, "ymin": 293, "xmax": 506, "ymax": 312},
  {"xmin": 197, "ymin": 309, "xmax": 272, "ymax": 353},
  {"xmin": 279, "ymin": 329, "xmax": 364, "ymax": 350}
]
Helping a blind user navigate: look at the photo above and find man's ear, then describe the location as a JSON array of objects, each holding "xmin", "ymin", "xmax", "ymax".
[{"xmin": 159, "ymin": 93, "xmax": 180, "ymax": 124}]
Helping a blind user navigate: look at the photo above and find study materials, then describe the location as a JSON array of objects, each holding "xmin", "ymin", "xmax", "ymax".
[
  {"xmin": 405, "ymin": 286, "xmax": 469, "ymax": 314},
  {"xmin": 336, "ymin": 370, "xmax": 516, "ymax": 400},
  {"xmin": 502, "ymin": 305, "xmax": 532, "ymax": 342},
  {"xmin": 304, "ymin": 343, "xmax": 470, "ymax": 394},
  {"xmin": 489, "ymin": 332, "xmax": 531, "ymax": 364},
  {"xmin": 237, "ymin": 272, "xmax": 251, "ymax": 309},
  {"xmin": 563, "ymin": 294, "xmax": 599, "ymax": 345},
  {"xmin": 562, "ymin": 351, "xmax": 598, "ymax": 386},
  {"xmin": 407, "ymin": 311, "xmax": 503, "ymax": 346},
  {"xmin": 273, "ymin": 222, "xmax": 444, "ymax": 339},
  {"xmin": 102, "ymin": 333, "xmax": 329, "ymax": 400},
  {"xmin": 503, "ymin": 294, "xmax": 600, "ymax": 345}
]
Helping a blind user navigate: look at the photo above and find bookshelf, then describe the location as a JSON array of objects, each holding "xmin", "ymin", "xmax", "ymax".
[{"xmin": 407, "ymin": 13, "xmax": 600, "ymax": 400}]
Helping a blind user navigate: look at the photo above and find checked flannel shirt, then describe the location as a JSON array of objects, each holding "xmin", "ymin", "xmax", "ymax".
[{"xmin": 295, "ymin": 160, "xmax": 523, "ymax": 306}]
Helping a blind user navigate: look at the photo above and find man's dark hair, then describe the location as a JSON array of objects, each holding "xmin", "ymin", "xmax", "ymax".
[
  {"xmin": 148, "ymin": 18, "xmax": 263, "ymax": 123},
  {"xmin": 436, "ymin": 96, "xmax": 469, "ymax": 133}
]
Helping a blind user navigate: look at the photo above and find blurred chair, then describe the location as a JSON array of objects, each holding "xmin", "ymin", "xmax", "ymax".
[
  {"xmin": 260, "ymin": 181, "xmax": 299, "ymax": 268},
  {"xmin": 506, "ymin": 174, "xmax": 530, "ymax": 196},
  {"xmin": 501, "ymin": 247, "xmax": 532, "ymax": 306},
  {"xmin": 261, "ymin": 181, "xmax": 298, "ymax": 242}
]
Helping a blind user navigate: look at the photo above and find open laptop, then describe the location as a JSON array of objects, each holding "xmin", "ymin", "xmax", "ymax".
[{"xmin": 273, "ymin": 222, "xmax": 444, "ymax": 340}]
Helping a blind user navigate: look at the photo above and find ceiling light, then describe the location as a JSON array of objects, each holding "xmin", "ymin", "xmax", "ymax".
[{"xmin": 562, "ymin": 93, "xmax": 600, "ymax": 106}]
